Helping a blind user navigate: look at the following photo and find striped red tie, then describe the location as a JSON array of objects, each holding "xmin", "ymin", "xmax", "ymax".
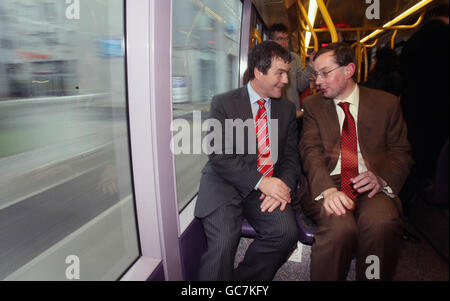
[
  {"xmin": 256, "ymin": 99, "xmax": 273, "ymax": 177},
  {"xmin": 338, "ymin": 102, "xmax": 359, "ymax": 200}
]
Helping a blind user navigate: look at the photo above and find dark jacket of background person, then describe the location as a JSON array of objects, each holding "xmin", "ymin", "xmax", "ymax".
[
  {"xmin": 400, "ymin": 9, "xmax": 449, "ymax": 184},
  {"xmin": 364, "ymin": 47, "xmax": 402, "ymax": 97}
]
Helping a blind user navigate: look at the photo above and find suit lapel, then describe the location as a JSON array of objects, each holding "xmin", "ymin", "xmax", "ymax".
[
  {"xmin": 321, "ymin": 96, "xmax": 341, "ymax": 169},
  {"xmin": 235, "ymin": 86, "xmax": 254, "ymax": 122},
  {"xmin": 323, "ymin": 97, "xmax": 341, "ymax": 143},
  {"xmin": 270, "ymin": 97, "xmax": 280, "ymax": 123},
  {"xmin": 234, "ymin": 87, "xmax": 256, "ymax": 155},
  {"xmin": 357, "ymin": 86, "xmax": 375, "ymax": 158}
]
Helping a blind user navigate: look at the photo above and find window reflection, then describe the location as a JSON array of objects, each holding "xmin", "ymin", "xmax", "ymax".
[
  {"xmin": 0, "ymin": 0, "xmax": 139, "ymax": 280},
  {"xmin": 172, "ymin": 0, "xmax": 242, "ymax": 211}
]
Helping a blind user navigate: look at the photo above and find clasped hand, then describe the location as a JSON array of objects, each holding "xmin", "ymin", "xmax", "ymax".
[
  {"xmin": 351, "ymin": 171, "xmax": 386, "ymax": 198},
  {"xmin": 323, "ymin": 171, "xmax": 387, "ymax": 216},
  {"xmin": 258, "ymin": 177, "xmax": 291, "ymax": 213}
]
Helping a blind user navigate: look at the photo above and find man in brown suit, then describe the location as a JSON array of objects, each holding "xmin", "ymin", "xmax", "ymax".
[{"xmin": 299, "ymin": 43, "xmax": 413, "ymax": 281}]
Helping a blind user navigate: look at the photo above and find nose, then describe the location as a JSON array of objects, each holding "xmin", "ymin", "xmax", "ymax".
[{"xmin": 315, "ymin": 75, "xmax": 323, "ymax": 86}]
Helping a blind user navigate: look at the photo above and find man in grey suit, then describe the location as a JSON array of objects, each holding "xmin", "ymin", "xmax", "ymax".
[{"xmin": 195, "ymin": 41, "xmax": 300, "ymax": 281}]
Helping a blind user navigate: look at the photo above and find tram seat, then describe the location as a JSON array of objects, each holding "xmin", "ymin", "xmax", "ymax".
[{"xmin": 241, "ymin": 210, "xmax": 315, "ymax": 245}]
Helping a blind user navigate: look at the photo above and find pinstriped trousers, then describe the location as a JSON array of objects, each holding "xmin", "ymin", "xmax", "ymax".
[{"xmin": 197, "ymin": 190, "xmax": 298, "ymax": 281}]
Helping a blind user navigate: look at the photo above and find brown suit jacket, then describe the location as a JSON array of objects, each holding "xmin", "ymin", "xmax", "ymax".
[{"xmin": 299, "ymin": 85, "xmax": 413, "ymax": 203}]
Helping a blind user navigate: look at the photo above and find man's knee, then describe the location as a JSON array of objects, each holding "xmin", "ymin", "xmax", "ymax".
[
  {"xmin": 358, "ymin": 195, "xmax": 403, "ymax": 237},
  {"xmin": 261, "ymin": 214, "xmax": 298, "ymax": 247},
  {"xmin": 360, "ymin": 214, "xmax": 403, "ymax": 238},
  {"xmin": 281, "ymin": 218, "xmax": 299, "ymax": 246},
  {"xmin": 321, "ymin": 216, "xmax": 358, "ymax": 247},
  {"xmin": 207, "ymin": 228, "xmax": 240, "ymax": 253}
]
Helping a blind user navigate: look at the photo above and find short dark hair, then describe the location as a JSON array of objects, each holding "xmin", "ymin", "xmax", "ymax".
[
  {"xmin": 248, "ymin": 41, "xmax": 292, "ymax": 80},
  {"xmin": 313, "ymin": 42, "xmax": 357, "ymax": 80},
  {"xmin": 373, "ymin": 47, "xmax": 399, "ymax": 74},
  {"xmin": 268, "ymin": 23, "xmax": 289, "ymax": 39}
]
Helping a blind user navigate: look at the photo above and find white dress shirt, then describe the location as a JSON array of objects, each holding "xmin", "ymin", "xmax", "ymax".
[{"xmin": 330, "ymin": 85, "xmax": 368, "ymax": 176}]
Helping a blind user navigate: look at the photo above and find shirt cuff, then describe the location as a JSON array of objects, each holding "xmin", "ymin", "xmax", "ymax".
[
  {"xmin": 382, "ymin": 186, "xmax": 396, "ymax": 198},
  {"xmin": 314, "ymin": 186, "xmax": 395, "ymax": 200},
  {"xmin": 254, "ymin": 176, "xmax": 264, "ymax": 190},
  {"xmin": 314, "ymin": 193, "xmax": 324, "ymax": 201}
]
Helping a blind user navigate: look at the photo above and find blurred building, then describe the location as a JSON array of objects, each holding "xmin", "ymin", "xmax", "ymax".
[
  {"xmin": 172, "ymin": 0, "xmax": 242, "ymax": 103},
  {"xmin": 0, "ymin": 0, "xmax": 78, "ymax": 99}
]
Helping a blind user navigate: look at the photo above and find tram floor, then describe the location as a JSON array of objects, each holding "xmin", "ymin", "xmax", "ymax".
[{"xmin": 234, "ymin": 222, "xmax": 449, "ymax": 281}]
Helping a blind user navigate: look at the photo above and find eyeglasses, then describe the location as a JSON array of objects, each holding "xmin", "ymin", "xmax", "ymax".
[{"xmin": 312, "ymin": 65, "xmax": 343, "ymax": 79}]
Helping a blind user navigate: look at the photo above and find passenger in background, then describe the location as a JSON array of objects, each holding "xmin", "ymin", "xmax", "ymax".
[
  {"xmin": 195, "ymin": 41, "xmax": 299, "ymax": 281},
  {"xmin": 399, "ymin": 3, "xmax": 449, "ymax": 204},
  {"xmin": 299, "ymin": 43, "xmax": 413, "ymax": 280},
  {"xmin": 268, "ymin": 23, "xmax": 313, "ymax": 120},
  {"xmin": 365, "ymin": 47, "xmax": 420, "ymax": 243},
  {"xmin": 364, "ymin": 47, "xmax": 402, "ymax": 97}
]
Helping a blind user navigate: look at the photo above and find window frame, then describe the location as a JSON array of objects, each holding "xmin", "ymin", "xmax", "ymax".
[{"xmin": 121, "ymin": 0, "xmax": 182, "ymax": 281}]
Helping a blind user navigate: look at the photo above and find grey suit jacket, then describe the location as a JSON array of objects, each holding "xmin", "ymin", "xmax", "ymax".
[
  {"xmin": 195, "ymin": 86, "xmax": 299, "ymax": 218},
  {"xmin": 299, "ymin": 85, "xmax": 413, "ymax": 203}
]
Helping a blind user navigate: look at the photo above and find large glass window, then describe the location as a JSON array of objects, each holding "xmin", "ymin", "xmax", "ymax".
[
  {"xmin": 0, "ymin": 0, "xmax": 139, "ymax": 280},
  {"xmin": 172, "ymin": 0, "xmax": 243, "ymax": 211}
]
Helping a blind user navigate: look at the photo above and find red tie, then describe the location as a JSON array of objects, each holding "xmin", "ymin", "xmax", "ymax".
[
  {"xmin": 256, "ymin": 99, "xmax": 273, "ymax": 177},
  {"xmin": 338, "ymin": 102, "xmax": 359, "ymax": 200}
]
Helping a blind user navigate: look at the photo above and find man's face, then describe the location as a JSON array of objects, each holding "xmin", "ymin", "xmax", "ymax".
[
  {"xmin": 271, "ymin": 31, "xmax": 289, "ymax": 50},
  {"xmin": 313, "ymin": 51, "xmax": 349, "ymax": 99},
  {"xmin": 254, "ymin": 57, "xmax": 290, "ymax": 99}
]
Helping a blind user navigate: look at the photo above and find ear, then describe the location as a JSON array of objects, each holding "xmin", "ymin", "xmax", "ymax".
[
  {"xmin": 254, "ymin": 67, "xmax": 262, "ymax": 80},
  {"xmin": 344, "ymin": 63, "xmax": 356, "ymax": 80}
]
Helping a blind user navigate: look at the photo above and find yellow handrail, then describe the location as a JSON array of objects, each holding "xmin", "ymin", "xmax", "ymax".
[
  {"xmin": 250, "ymin": 28, "xmax": 262, "ymax": 47},
  {"xmin": 351, "ymin": 41, "xmax": 372, "ymax": 83},
  {"xmin": 316, "ymin": 0, "xmax": 338, "ymax": 42},
  {"xmin": 297, "ymin": 0, "xmax": 319, "ymax": 52},
  {"xmin": 391, "ymin": 30, "xmax": 398, "ymax": 49},
  {"xmin": 298, "ymin": 30, "xmax": 307, "ymax": 66},
  {"xmin": 299, "ymin": 14, "xmax": 307, "ymax": 31},
  {"xmin": 363, "ymin": 46, "xmax": 368, "ymax": 82},
  {"xmin": 351, "ymin": 39, "xmax": 378, "ymax": 49},
  {"xmin": 304, "ymin": 10, "xmax": 425, "ymax": 33},
  {"xmin": 365, "ymin": 39, "xmax": 378, "ymax": 48},
  {"xmin": 357, "ymin": 44, "xmax": 362, "ymax": 83},
  {"xmin": 360, "ymin": 10, "xmax": 426, "ymax": 43}
]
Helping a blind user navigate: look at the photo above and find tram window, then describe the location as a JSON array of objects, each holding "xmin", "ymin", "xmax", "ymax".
[
  {"xmin": 0, "ymin": 1, "xmax": 139, "ymax": 280},
  {"xmin": 172, "ymin": 0, "xmax": 243, "ymax": 211}
]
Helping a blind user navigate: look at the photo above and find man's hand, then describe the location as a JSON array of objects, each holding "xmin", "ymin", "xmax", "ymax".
[
  {"xmin": 351, "ymin": 171, "xmax": 387, "ymax": 198},
  {"xmin": 258, "ymin": 177, "xmax": 291, "ymax": 211},
  {"xmin": 259, "ymin": 194, "xmax": 287, "ymax": 213},
  {"xmin": 322, "ymin": 187, "xmax": 354, "ymax": 216},
  {"xmin": 296, "ymin": 109, "xmax": 304, "ymax": 119}
]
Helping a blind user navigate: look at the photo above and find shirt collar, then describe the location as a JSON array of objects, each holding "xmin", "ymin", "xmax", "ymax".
[
  {"xmin": 334, "ymin": 84, "xmax": 359, "ymax": 106},
  {"xmin": 248, "ymin": 82, "xmax": 271, "ymax": 105}
]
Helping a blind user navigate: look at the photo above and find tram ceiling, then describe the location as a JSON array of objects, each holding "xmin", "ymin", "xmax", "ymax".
[{"xmin": 252, "ymin": 0, "xmax": 444, "ymax": 43}]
